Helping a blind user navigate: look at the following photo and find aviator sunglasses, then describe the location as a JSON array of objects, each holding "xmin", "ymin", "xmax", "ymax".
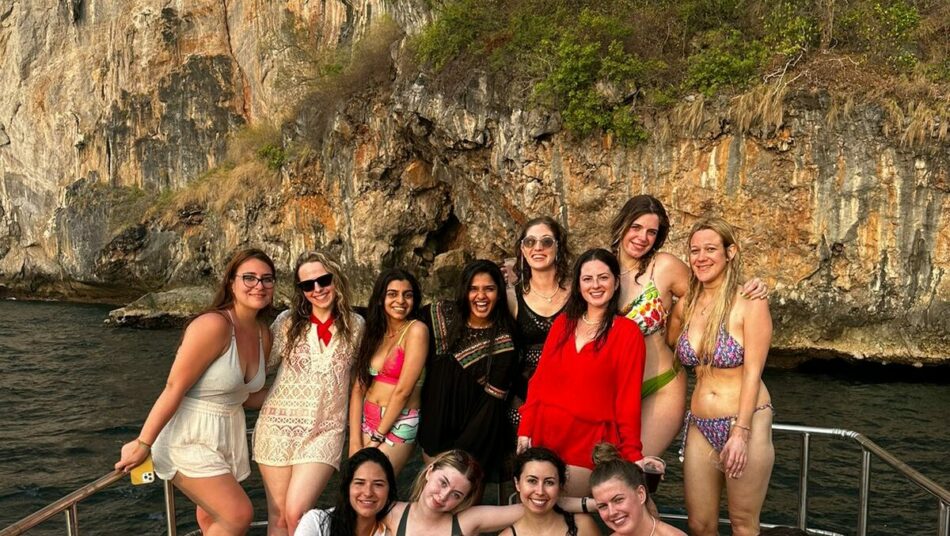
[
  {"xmin": 297, "ymin": 273, "xmax": 334, "ymax": 292},
  {"xmin": 521, "ymin": 236, "xmax": 557, "ymax": 249}
]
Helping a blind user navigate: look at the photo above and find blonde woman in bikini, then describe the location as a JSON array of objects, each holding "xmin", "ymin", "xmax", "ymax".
[
  {"xmin": 349, "ymin": 268, "xmax": 428, "ymax": 475},
  {"xmin": 612, "ymin": 195, "xmax": 766, "ymax": 458}
]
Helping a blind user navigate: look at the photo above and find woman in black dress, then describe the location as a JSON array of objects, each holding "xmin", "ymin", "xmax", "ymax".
[{"xmin": 419, "ymin": 260, "xmax": 517, "ymax": 477}]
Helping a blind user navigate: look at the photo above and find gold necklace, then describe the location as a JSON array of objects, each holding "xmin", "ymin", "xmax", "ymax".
[
  {"xmin": 580, "ymin": 313, "xmax": 600, "ymax": 326},
  {"xmin": 529, "ymin": 285, "xmax": 559, "ymax": 303}
]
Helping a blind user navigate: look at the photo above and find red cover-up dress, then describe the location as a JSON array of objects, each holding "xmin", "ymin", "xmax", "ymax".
[{"xmin": 517, "ymin": 314, "xmax": 646, "ymax": 469}]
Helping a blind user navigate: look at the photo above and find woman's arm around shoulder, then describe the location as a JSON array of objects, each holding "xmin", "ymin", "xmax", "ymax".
[
  {"xmin": 575, "ymin": 512, "xmax": 601, "ymax": 536},
  {"xmin": 266, "ymin": 309, "xmax": 292, "ymax": 372},
  {"xmin": 653, "ymin": 251, "xmax": 690, "ymax": 300},
  {"xmin": 458, "ymin": 504, "xmax": 524, "ymax": 534},
  {"xmin": 666, "ymin": 297, "xmax": 686, "ymax": 349},
  {"xmin": 115, "ymin": 311, "xmax": 231, "ymax": 472}
]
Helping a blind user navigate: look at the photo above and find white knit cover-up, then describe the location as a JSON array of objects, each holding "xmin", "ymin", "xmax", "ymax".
[{"xmin": 253, "ymin": 310, "xmax": 364, "ymax": 468}]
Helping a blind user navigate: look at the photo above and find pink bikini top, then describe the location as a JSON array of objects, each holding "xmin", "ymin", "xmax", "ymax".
[{"xmin": 369, "ymin": 320, "xmax": 425, "ymax": 387}]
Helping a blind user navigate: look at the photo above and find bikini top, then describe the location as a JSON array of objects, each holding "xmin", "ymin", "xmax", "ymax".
[
  {"xmin": 620, "ymin": 262, "xmax": 667, "ymax": 337},
  {"xmin": 676, "ymin": 324, "xmax": 744, "ymax": 368},
  {"xmin": 369, "ymin": 320, "xmax": 425, "ymax": 387}
]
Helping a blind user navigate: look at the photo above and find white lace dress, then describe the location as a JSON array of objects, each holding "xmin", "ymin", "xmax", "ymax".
[{"xmin": 253, "ymin": 310, "xmax": 364, "ymax": 468}]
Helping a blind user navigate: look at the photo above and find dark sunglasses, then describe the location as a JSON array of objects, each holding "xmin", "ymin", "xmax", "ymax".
[
  {"xmin": 297, "ymin": 273, "xmax": 334, "ymax": 292},
  {"xmin": 521, "ymin": 236, "xmax": 557, "ymax": 250}
]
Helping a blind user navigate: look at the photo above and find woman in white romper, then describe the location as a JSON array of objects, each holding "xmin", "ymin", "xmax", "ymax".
[
  {"xmin": 116, "ymin": 248, "xmax": 275, "ymax": 535},
  {"xmin": 254, "ymin": 251, "xmax": 365, "ymax": 536}
]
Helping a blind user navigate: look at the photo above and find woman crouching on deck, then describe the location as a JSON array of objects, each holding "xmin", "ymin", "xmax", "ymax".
[
  {"xmin": 668, "ymin": 217, "xmax": 774, "ymax": 536},
  {"xmin": 348, "ymin": 268, "xmax": 428, "ymax": 474},
  {"xmin": 517, "ymin": 248, "xmax": 650, "ymax": 497}
]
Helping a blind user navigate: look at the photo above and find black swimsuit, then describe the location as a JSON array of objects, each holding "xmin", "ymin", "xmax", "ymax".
[{"xmin": 396, "ymin": 503, "xmax": 463, "ymax": 536}]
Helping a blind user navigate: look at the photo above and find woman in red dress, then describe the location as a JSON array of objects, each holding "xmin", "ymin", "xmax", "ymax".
[{"xmin": 517, "ymin": 248, "xmax": 650, "ymax": 496}]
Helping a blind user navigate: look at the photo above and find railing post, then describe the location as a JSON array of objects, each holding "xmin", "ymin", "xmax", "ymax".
[
  {"xmin": 798, "ymin": 432, "xmax": 811, "ymax": 529},
  {"xmin": 857, "ymin": 448, "xmax": 871, "ymax": 536},
  {"xmin": 65, "ymin": 504, "xmax": 79, "ymax": 536},
  {"xmin": 938, "ymin": 500, "xmax": 948, "ymax": 536},
  {"xmin": 164, "ymin": 479, "xmax": 178, "ymax": 536}
]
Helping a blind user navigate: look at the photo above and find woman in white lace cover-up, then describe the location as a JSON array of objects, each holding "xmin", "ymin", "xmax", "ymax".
[{"xmin": 253, "ymin": 251, "xmax": 364, "ymax": 536}]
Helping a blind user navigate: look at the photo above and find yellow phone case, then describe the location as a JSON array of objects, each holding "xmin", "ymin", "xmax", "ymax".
[{"xmin": 130, "ymin": 455, "xmax": 156, "ymax": 485}]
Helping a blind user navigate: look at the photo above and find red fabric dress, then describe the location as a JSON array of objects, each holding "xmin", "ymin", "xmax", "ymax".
[{"xmin": 517, "ymin": 314, "xmax": 646, "ymax": 469}]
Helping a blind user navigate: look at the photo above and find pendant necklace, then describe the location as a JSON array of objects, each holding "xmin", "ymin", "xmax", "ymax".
[{"xmin": 530, "ymin": 286, "xmax": 559, "ymax": 303}]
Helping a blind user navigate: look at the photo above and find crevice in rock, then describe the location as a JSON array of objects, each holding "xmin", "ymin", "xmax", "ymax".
[{"xmin": 220, "ymin": 0, "xmax": 250, "ymax": 120}]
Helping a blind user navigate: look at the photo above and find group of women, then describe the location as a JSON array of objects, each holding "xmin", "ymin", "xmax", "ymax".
[{"xmin": 115, "ymin": 194, "xmax": 775, "ymax": 536}]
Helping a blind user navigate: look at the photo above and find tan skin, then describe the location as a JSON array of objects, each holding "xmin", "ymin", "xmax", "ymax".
[
  {"xmin": 259, "ymin": 261, "xmax": 340, "ymax": 536},
  {"xmin": 667, "ymin": 230, "xmax": 773, "ymax": 536},
  {"xmin": 499, "ymin": 460, "xmax": 600, "ymax": 536},
  {"xmin": 348, "ymin": 279, "xmax": 428, "ymax": 475},
  {"xmin": 618, "ymin": 213, "xmax": 767, "ymax": 458},
  {"xmin": 115, "ymin": 258, "xmax": 274, "ymax": 536},
  {"xmin": 348, "ymin": 462, "xmax": 391, "ymax": 536},
  {"xmin": 385, "ymin": 466, "xmax": 525, "ymax": 536},
  {"xmin": 592, "ymin": 477, "xmax": 686, "ymax": 536}
]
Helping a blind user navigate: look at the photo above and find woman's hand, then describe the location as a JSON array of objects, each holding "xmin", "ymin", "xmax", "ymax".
[
  {"xmin": 719, "ymin": 428, "xmax": 749, "ymax": 479},
  {"xmin": 115, "ymin": 439, "xmax": 150, "ymax": 473},
  {"xmin": 516, "ymin": 435, "xmax": 531, "ymax": 454},
  {"xmin": 739, "ymin": 278, "xmax": 769, "ymax": 300},
  {"xmin": 634, "ymin": 455, "xmax": 667, "ymax": 476}
]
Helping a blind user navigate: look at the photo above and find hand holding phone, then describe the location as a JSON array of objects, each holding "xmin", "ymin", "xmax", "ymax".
[{"xmin": 130, "ymin": 455, "xmax": 156, "ymax": 485}]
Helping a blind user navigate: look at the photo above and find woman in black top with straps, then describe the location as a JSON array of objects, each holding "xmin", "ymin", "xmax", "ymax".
[{"xmin": 505, "ymin": 217, "xmax": 572, "ymax": 429}]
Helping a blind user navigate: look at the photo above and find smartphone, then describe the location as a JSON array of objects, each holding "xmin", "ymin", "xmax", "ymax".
[{"xmin": 130, "ymin": 455, "xmax": 156, "ymax": 485}]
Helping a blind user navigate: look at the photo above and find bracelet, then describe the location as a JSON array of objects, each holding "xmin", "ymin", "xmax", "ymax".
[
  {"xmin": 370, "ymin": 431, "xmax": 385, "ymax": 443},
  {"xmin": 581, "ymin": 497, "xmax": 590, "ymax": 513},
  {"xmin": 733, "ymin": 423, "xmax": 752, "ymax": 432},
  {"xmin": 137, "ymin": 439, "xmax": 152, "ymax": 450}
]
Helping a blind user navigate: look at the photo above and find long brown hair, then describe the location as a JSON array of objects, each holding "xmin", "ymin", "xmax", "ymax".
[
  {"xmin": 514, "ymin": 216, "xmax": 572, "ymax": 293},
  {"xmin": 354, "ymin": 268, "xmax": 423, "ymax": 388},
  {"xmin": 282, "ymin": 251, "xmax": 355, "ymax": 360},
  {"xmin": 199, "ymin": 247, "xmax": 276, "ymax": 317},
  {"xmin": 680, "ymin": 217, "xmax": 742, "ymax": 377},
  {"xmin": 557, "ymin": 248, "xmax": 621, "ymax": 351},
  {"xmin": 609, "ymin": 195, "xmax": 670, "ymax": 281}
]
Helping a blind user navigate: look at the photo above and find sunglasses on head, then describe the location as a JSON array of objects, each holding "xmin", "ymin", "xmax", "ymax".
[
  {"xmin": 521, "ymin": 236, "xmax": 557, "ymax": 250},
  {"xmin": 297, "ymin": 273, "xmax": 334, "ymax": 292}
]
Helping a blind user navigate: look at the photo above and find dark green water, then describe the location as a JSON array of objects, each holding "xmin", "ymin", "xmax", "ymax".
[{"xmin": 0, "ymin": 300, "xmax": 947, "ymax": 535}]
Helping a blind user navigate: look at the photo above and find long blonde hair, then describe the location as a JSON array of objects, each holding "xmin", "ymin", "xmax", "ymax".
[
  {"xmin": 283, "ymin": 251, "xmax": 355, "ymax": 360},
  {"xmin": 680, "ymin": 217, "xmax": 742, "ymax": 377}
]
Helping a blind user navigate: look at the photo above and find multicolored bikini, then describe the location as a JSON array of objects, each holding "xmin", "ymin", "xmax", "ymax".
[
  {"xmin": 362, "ymin": 320, "xmax": 424, "ymax": 445},
  {"xmin": 621, "ymin": 266, "xmax": 681, "ymax": 398},
  {"xmin": 676, "ymin": 324, "xmax": 773, "ymax": 458}
]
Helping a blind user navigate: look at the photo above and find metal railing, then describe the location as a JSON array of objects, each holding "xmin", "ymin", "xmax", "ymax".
[{"xmin": 4, "ymin": 423, "xmax": 949, "ymax": 535}]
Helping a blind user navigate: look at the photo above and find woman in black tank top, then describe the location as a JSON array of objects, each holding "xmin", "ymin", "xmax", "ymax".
[
  {"xmin": 384, "ymin": 450, "xmax": 524, "ymax": 535},
  {"xmin": 499, "ymin": 448, "xmax": 600, "ymax": 536},
  {"xmin": 505, "ymin": 217, "xmax": 572, "ymax": 429}
]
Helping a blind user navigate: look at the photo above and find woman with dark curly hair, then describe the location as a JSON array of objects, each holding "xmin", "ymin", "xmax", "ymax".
[
  {"xmin": 419, "ymin": 260, "xmax": 517, "ymax": 476},
  {"xmin": 348, "ymin": 268, "xmax": 428, "ymax": 474}
]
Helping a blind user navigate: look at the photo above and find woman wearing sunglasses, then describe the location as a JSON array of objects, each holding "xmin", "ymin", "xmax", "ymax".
[
  {"xmin": 348, "ymin": 268, "xmax": 428, "ymax": 475},
  {"xmin": 115, "ymin": 248, "xmax": 275, "ymax": 535},
  {"xmin": 505, "ymin": 217, "xmax": 571, "ymax": 431},
  {"xmin": 253, "ymin": 251, "xmax": 365, "ymax": 536}
]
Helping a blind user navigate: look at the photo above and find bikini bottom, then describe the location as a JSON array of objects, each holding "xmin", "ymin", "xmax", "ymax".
[
  {"xmin": 679, "ymin": 403, "xmax": 774, "ymax": 461},
  {"xmin": 641, "ymin": 360, "xmax": 682, "ymax": 399},
  {"xmin": 361, "ymin": 400, "xmax": 420, "ymax": 446}
]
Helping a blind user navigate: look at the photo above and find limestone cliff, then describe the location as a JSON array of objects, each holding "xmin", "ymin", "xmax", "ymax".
[{"xmin": 1, "ymin": 1, "xmax": 947, "ymax": 364}]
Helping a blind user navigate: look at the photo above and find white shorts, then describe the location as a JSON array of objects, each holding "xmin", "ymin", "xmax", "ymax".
[{"xmin": 152, "ymin": 397, "xmax": 250, "ymax": 481}]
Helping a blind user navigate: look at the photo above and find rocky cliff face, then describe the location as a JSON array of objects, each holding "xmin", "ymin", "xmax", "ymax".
[{"xmin": 1, "ymin": 1, "xmax": 947, "ymax": 364}]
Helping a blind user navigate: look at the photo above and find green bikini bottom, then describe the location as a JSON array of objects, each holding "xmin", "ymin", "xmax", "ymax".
[{"xmin": 642, "ymin": 360, "xmax": 682, "ymax": 399}]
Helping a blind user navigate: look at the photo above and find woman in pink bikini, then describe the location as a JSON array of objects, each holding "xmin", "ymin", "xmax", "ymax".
[
  {"xmin": 668, "ymin": 217, "xmax": 773, "ymax": 536},
  {"xmin": 349, "ymin": 268, "xmax": 428, "ymax": 475}
]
